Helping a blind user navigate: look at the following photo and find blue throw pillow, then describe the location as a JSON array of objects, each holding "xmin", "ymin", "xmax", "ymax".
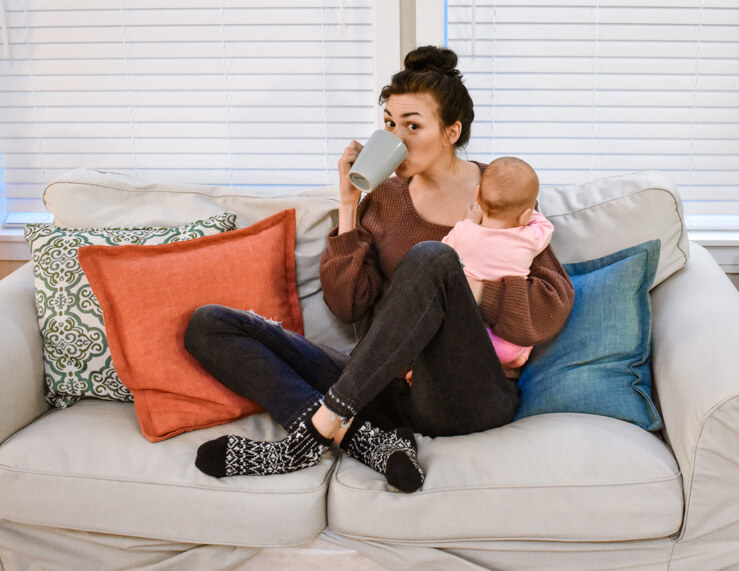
[{"xmin": 514, "ymin": 239, "xmax": 663, "ymax": 431}]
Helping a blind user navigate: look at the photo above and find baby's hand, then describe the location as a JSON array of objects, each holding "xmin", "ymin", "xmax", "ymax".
[{"xmin": 466, "ymin": 202, "xmax": 483, "ymax": 224}]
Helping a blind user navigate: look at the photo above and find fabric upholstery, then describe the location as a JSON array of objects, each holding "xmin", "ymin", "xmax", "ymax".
[
  {"xmin": 0, "ymin": 263, "xmax": 47, "ymax": 444},
  {"xmin": 328, "ymin": 412, "xmax": 683, "ymax": 543},
  {"xmin": 0, "ymin": 401, "xmax": 334, "ymax": 547},
  {"xmin": 538, "ymin": 170, "xmax": 688, "ymax": 287}
]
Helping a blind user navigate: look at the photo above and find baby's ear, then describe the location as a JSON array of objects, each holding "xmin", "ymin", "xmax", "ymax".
[{"xmin": 518, "ymin": 207, "xmax": 534, "ymax": 226}]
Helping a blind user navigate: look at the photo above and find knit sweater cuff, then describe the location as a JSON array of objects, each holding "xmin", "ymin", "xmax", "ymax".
[{"xmin": 326, "ymin": 227, "xmax": 368, "ymax": 257}]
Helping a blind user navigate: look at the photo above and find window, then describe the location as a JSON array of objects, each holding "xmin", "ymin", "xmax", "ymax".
[
  {"xmin": 0, "ymin": 0, "xmax": 376, "ymax": 225},
  {"xmin": 445, "ymin": 0, "xmax": 739, "ymax": 234},
  {"xmin": 2, "ymin": 1, "xmax": 737, "ymax": 240}
]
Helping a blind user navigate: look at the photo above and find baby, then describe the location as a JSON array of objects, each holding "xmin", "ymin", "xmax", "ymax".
[{"xmin": 442, "ymin": 156, "xmax": 554, "ymax": 370}]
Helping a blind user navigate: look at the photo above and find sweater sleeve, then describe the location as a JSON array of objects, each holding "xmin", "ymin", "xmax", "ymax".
[
  {"xmin": 479, "ymin": 244, "xmax": 574, "ymax": 347},
  {"xmin": 319, "ymin": 201, "xmax": 386, "ymax": 324}
]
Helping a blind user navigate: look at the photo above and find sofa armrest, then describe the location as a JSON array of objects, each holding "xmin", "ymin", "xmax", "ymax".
[
  {"xmin": 0, "ymin": 263, "xmax": 48, "ymax": 443},
  {"xmin": 651, "ymin": 243, "xmax": 739, "ymax": 558}
]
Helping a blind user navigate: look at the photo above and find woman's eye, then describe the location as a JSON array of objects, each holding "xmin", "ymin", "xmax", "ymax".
[
  {"xmin": 408, "ymin": 123, "xmax": 420, "ymax": 131},
  {"xmin": 384, "ymin": 119, "xmax": 395, "ymax": 128}
]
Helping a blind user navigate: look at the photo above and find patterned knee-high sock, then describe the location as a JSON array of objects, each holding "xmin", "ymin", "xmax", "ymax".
[
  {"xmin": 195, "ymin": 419, "xmax": 332, "ymax": 478},
  {"xmin": 341, "ymin": 421, "xmax": 425, "ymax": 493}
]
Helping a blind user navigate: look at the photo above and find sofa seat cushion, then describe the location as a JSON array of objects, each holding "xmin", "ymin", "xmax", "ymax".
[
  {"xmin": 328, "ymin": 413, "xmax": 683, "ymax": 543},
  {"xmin": 0, "ymin": 400, "xmax": 335, "ymax": 547}
]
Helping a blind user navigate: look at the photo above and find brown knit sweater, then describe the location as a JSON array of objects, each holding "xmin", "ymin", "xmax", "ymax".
[{"xmin": 319, "ymin": 171, "xmax": 574, "ymax": 347}]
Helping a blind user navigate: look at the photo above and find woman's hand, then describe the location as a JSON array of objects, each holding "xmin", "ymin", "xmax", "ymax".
[
  {"xmin": 338, "ymin": 140, "xmax": 363, "ymax": 205},
  {"xmin": 337, "ymin": 140, "xmax": 364, "ymax": 234}
]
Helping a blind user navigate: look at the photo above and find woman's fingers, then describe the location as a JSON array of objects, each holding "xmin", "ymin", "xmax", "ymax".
[
  {"xmin": 339, "ymin": 140, "xmax": 363, "ymax": 173},
  {"xmin": 338, "ymin": 140, "xmax": 364, "ymax": 203}
]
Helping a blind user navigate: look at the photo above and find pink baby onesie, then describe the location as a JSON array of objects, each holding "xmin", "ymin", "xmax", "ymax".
[{"xmin": 442, "ymin": 211, "xmax": 554, "ymax": 367}]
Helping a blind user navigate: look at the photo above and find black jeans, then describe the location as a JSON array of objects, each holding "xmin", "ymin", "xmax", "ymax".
[{"xmin": 185, "ymin": 241, "xmax": 519, "ymax": 437}]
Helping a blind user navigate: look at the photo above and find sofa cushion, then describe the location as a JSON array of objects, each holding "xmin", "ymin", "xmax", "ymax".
[
  {"xmin": 538, "ymin": 171, "xmax": 688, "ymax": 287},
  {"xmin": 22, "ymin": 211, "xmax": 237, "ymax": 409},
  {"xmin": 78, "ymin": 210, "xmax": 301, "ymax": 442},
  {"xmin": 328, "ymin": 413, "xmax": 683, "ymax": 543},
  {"xmin": 0, "ymin": 400, "xmax": 334, "ymax": 547},
  {"xmin": 43, "ymin": 168, "xmax": 357, "ymax": 354},
  {"xmin": 515, "ymin": 240, "xmax": 663, "ymax": 431}
]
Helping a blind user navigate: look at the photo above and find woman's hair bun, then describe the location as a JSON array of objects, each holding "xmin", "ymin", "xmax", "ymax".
[{"xmin": 404, "ymin": 45, "xmax": 459, "ymax": 75}]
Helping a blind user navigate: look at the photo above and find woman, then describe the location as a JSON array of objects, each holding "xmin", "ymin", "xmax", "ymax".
[{"xmin": 185, "ymin": 46, "xmax": 574, "ymax": 493}]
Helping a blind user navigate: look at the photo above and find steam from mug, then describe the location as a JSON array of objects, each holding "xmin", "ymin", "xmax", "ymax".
[{"xmin": 349, "ymin": 130, "xmax": 408, "ymax": 192}]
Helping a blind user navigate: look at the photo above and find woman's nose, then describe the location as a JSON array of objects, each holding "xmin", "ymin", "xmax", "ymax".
[{"xmin": 389, "ymin": 129, "xmax": 406, "ymax": 145}]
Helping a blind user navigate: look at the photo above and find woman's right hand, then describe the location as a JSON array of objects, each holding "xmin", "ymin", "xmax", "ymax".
[
  {"xmin": 338, "ymin": 140, "xmax": 363, "ymax": 206},
  {"xmin": 337, "ymin": 140, "xmax": 364, "ymax": 234}
]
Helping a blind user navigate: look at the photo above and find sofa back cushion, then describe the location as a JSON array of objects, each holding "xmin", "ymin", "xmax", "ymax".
[
  {"xmin": 44, "ymin": 169, "xmax": 357, "ymax": 353},
  {"xmin": 538, "ymin": 170, "xmax": 688, "ymax": 288},
  {"xmin": 44, "ymin": 169, "xmax": 689, "ymax": 353}
]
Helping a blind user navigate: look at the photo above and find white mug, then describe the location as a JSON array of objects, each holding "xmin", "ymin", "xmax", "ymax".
[{"xmin": 349, "ymin": 130, "xmax": 408, "ymax": 192}]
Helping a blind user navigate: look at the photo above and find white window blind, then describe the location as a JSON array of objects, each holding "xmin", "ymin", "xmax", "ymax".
[
  {"xmin": 0, "ymin": 0, "xmax": 375, "ymax": 219},
  {"xmin": 446, "ymin": 1, "xmax": 739, "ymax": 231}
]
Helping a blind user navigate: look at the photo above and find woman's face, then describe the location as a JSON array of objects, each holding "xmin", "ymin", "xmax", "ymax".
[{"xmin": 383, "ymin": 93, "xmax": 457, "ymax": 179}]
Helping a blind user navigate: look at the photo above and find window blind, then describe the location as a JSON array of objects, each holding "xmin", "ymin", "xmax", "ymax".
[
  {"xmin": 446, "ymin": 1, "xmax": 739, "ymax": 230},
  {"xmin": 0, "ymin": 0, "xmax": 375, "ymax": 219}
]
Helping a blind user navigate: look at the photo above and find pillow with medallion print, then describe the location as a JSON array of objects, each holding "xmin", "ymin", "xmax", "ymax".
[{"xmin": 23, "ymin": 211, "xmax": 237, "ymax": 408}]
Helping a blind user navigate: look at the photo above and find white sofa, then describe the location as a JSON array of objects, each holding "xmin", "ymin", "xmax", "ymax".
[{"xmin": 1, "ymin": 169, "xmax": 738, "ymax": 571}]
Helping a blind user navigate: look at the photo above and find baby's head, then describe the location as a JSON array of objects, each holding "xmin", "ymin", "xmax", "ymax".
[{"xmin": 477, "ymin": 157, "xmax": 539, "ymax": 228}]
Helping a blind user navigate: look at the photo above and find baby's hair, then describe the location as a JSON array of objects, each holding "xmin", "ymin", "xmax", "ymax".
[{"xmin": 478, "ymin": 157, "xmax": 539, "ymax": 218}]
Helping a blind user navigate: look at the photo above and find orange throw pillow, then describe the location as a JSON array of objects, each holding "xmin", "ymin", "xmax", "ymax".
[{"xmin": 78, "ymin": 209, "xmax": 302, "ymax": 442}]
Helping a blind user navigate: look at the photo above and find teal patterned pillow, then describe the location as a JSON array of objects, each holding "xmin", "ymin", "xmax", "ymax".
[{"xmin": 24, "ymin": 212, "xmax": 237, "ymax": 408}]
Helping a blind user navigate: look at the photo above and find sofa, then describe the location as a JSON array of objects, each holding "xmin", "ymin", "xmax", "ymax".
[{"xmin": 1, "ymin": 168, "xmax": 738, "ymax": 571}]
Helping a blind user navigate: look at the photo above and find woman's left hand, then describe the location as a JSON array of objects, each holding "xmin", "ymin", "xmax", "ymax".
[{"xmin": 466, "ymin": 276, "xmax": 484, "ymax": 303}]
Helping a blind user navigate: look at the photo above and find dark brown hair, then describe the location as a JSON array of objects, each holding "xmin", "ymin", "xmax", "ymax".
[{"xmin": 379, "ymin": 46, "xmax": 474, "ymax": 148}]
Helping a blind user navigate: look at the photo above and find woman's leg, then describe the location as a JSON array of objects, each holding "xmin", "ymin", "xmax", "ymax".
[
  {"xmin": 323, "ymin": 241, "xmax": 520, "ymax": 437},
  {"xmin": 187, "ymin": 304, "xmax": 424, "ymax": 491},
  {"xmin": 184, "ymin": 304, "xmax": 347, "ymax": 431}
]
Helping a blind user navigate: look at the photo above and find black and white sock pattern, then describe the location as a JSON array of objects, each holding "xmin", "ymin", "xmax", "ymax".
[
  {"xmin": 342, "ymin": 421, "xmax": 425, "ymax": 493},
  {"xmin": 195, "ymin": 420, "xmax": 332, "ymax": 478}
]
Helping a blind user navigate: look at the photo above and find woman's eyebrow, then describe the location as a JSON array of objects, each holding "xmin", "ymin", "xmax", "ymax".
[{"xmin": 384, "ymin": 110, "xmax": 422, "ymax": 118}]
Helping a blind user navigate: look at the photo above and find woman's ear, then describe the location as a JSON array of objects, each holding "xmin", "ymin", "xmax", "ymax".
[{"xmin": 444, "ymin": 121, "xmax": 462, "ymax": 147}]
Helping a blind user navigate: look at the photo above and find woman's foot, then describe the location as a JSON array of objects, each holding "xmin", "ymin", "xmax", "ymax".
[
  {"xmin": 195, "ymin": 419, "xmax": 332, "ymax": 477},
  {"xmin": 341, "ymin": 421, "xmax": 425, "ymax": 493}
]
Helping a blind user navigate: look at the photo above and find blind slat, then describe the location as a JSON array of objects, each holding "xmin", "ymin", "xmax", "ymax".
[
  {"xmin": 6, "ymin": 0, "xmax": 370, "ymax": 9},
  {"xmin": 0, "ymin": 90, "xmax": 369, "ymax": 107},
  {"xmin": 4, "ymin": 41, "xmax": 373, "ymax": 60},
  {"xmin": 7, "ymin": 7, "xmax": 371, "ymax": 28}
]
